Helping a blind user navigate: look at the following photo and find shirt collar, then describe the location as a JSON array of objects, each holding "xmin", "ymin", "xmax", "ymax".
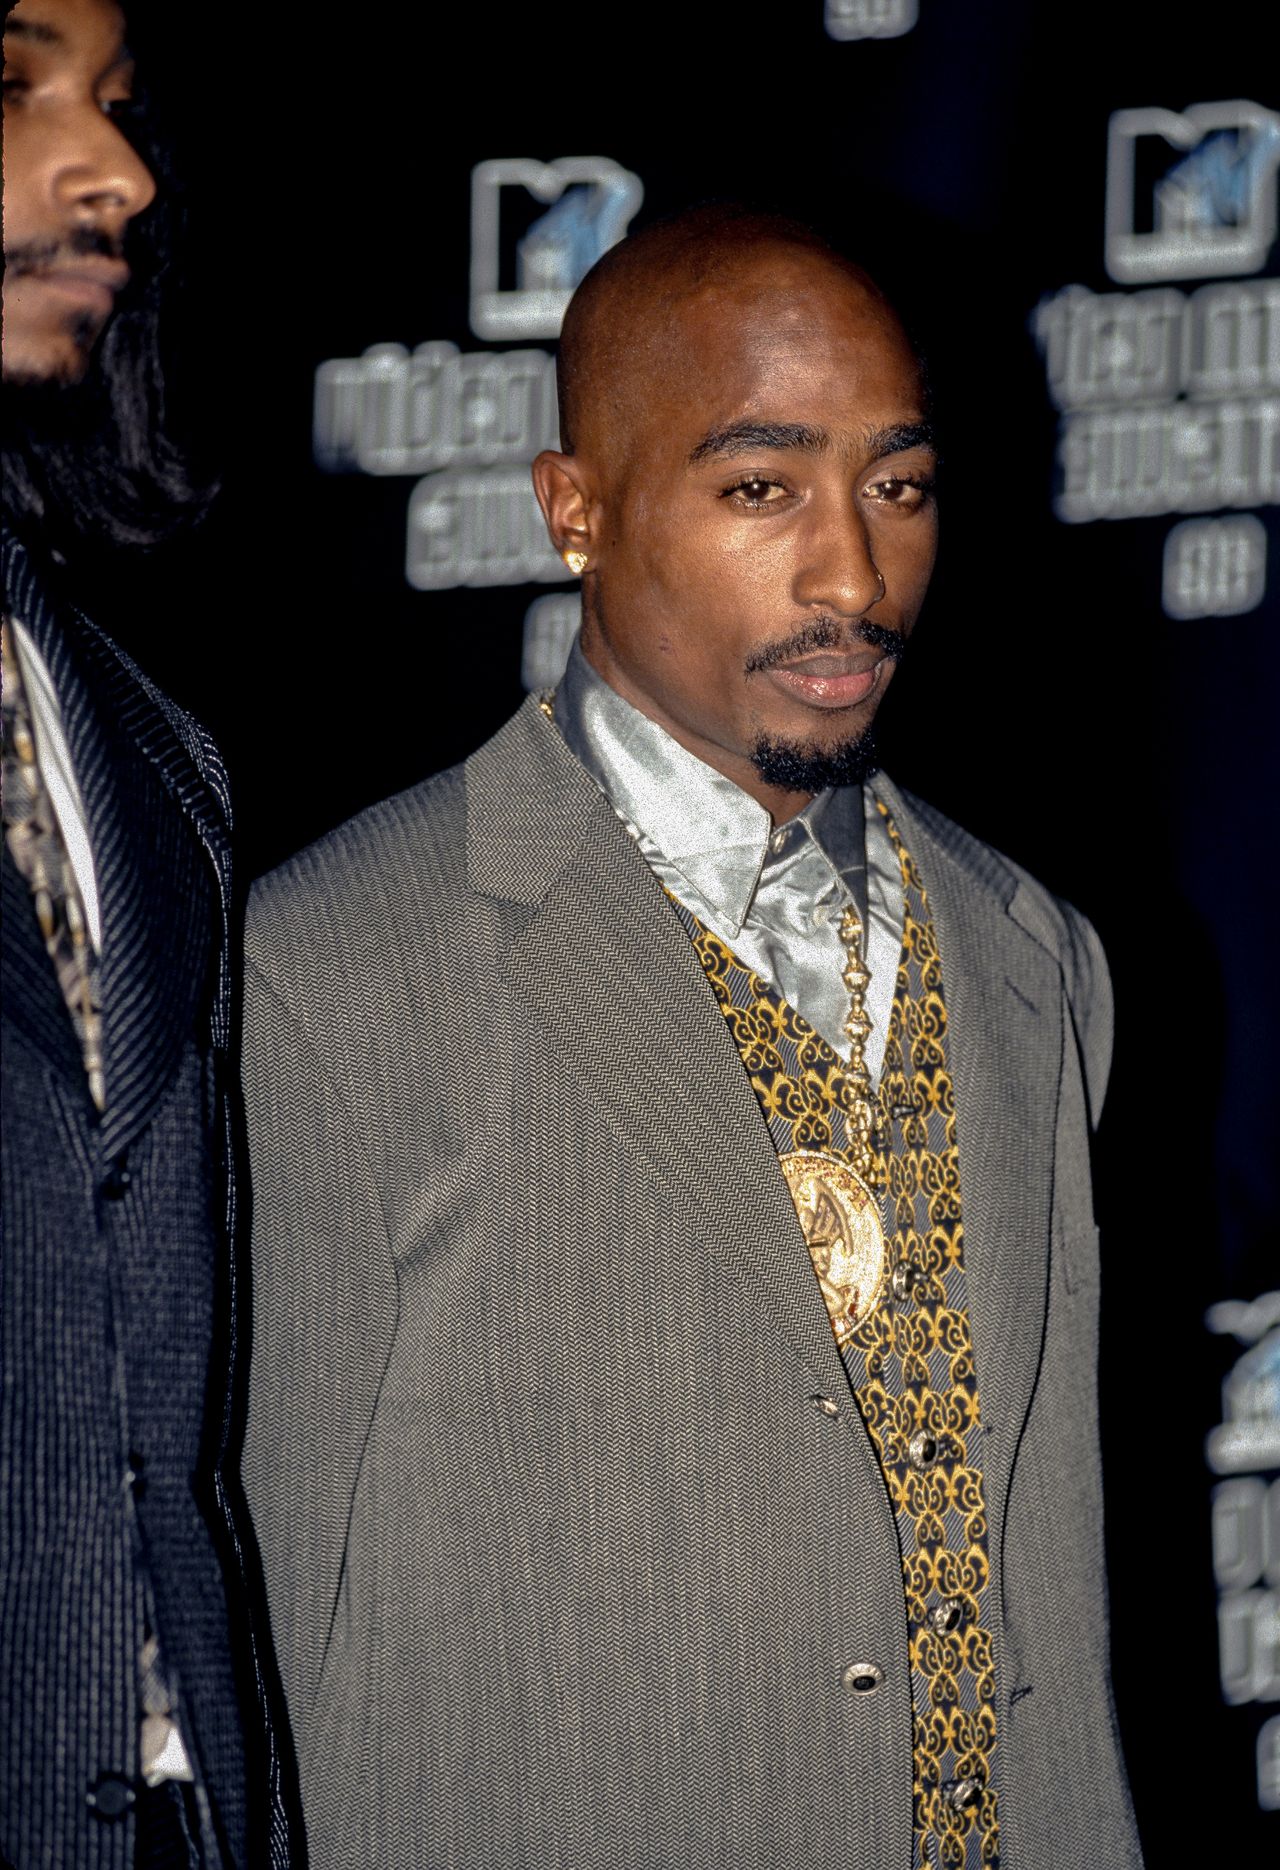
[{"xmin": 552, "ymin": 639, "xmax": 865, "ymax": 937}]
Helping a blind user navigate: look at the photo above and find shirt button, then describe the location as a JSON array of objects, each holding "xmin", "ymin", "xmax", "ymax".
[
  {"xmin": 101, "ymin": 1159, "xmax": 132, "ymax": 1201},
  {"xmin": 908, "ymin": 1428, "xmax": 939, "ymax": 1470},
  {"xmin": 87, "ymin": 1773, "xmax": 134, "ymax": 1819},
  {"xmin": 892, "ymin": 1261, "xmax": 923, "ymax": 1304},
  {"xmin": 929, "ymin": 1597, "xmax": 964, "ymax": 1634},
  {"xmin": 842, "ymin": 1661, "xmax": 884, "ymax": 1695}
]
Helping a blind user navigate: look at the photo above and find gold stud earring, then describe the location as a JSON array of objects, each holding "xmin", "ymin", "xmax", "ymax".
[{"xmin": 563, "ymin": 549, "xmax": 588, "ymax": 576}]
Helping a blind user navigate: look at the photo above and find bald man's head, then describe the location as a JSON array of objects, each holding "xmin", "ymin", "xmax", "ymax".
[
  {"xmin": 556, "ymin": 205, "xmax": 910, "ymax": 463},
  {"xmin": 532, "ymin": 204, "xmax": 938, "ymax": 824}
]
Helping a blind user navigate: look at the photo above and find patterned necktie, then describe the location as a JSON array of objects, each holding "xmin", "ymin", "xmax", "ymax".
[{"xmin": 1, "ymin": 615, "xmax": 105, "ymax": 1110}]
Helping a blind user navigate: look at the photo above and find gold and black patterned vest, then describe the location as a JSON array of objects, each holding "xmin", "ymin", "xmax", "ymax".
[{"xmin": 675, "ymin": 804, "xmax": 1000, "ymax": 1870}]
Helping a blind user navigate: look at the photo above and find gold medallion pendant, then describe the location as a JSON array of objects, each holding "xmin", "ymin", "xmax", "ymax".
[{"xmin": 780, "ymin": 1149, "xmax": 887, "ymax": 1347}]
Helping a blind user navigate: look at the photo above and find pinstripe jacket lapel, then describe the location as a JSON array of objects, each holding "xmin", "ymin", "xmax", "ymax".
[
  {"xmin": 72, "ymin": 620, "xmax": 224, "ymax": 1165},
  {"xmin": 2, "ymin": 533, "xmax": 225, "ymax": 1164}
]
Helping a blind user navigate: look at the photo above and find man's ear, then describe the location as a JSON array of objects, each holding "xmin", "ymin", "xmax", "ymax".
[{"xmin": 532, "ymin": 451, "xmax": 593, "ymax": 570}]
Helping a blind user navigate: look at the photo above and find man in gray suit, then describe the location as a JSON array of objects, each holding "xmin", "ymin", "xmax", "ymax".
[{"xmin": 243, "ymin": 208, "xmax": 1142, "ymax": 1870}]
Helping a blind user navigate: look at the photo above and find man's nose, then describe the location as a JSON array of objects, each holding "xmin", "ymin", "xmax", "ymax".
[
  {"xmin": 793, "ymin": 497, "xmax": 885, "ymax": 617},
  {"xmin": 54, "ymin": 108, "xmax": 157, "ymax": 235}
]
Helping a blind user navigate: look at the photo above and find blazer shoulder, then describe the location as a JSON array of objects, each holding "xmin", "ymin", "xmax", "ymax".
[
  {"xmin": 247, "ymin": 760, "xmax": 470, "ymax": 975},
  {"xmin": 893, "ymin": 782, "xmax": 1113, "ymax": 1121},
  {"xmin": 895, "ymin": 785, "xmax": 1106, "ymax": 978}
]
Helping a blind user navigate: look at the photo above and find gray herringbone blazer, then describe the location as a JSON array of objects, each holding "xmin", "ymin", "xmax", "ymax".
[{"xmin": 242, "ymin": 696, "xmax": 1142, "ymax": 1870}]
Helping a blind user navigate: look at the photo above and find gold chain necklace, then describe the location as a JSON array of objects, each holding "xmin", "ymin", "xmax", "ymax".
[{"xmin": 778, "ymin": 905, "xmax": 887, "ymax": 1347}]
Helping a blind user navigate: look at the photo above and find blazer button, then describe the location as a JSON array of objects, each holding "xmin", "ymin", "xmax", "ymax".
[
  {"xmin": 101, "ymin": 1160, "xmax": 132, "ymax": 1201},
  {"xmin": 812, "ymin": 1395, "xmax": 841, "ymax": 1418},
  {"xmin": 842, "ymin": 1660, "xmax": 884, "ymax": 1696},
  {"xmin": 87, "ymin": 1773, "xmax": 134, "ymax": 1819}
]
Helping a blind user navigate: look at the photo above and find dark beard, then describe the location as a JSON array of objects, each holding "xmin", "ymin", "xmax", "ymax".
[
  {"xmin": 3, "ymin": 226, "xmax": 125, "ymax": 385},
  {"xmin": 750, "ymin": 724, "xmax": 881, "ymax": 793}
]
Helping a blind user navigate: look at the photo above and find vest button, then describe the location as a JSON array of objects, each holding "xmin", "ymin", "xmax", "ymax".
[
  {"xmin": 87, "ymin": 1773, "xmax": 134, "ymax": 1819},
  {"xmin": 892, "ymin": 1261, "xmax": 923, "ymax": 1303},
  {"xmin": 908, "ymin": 1428, "xmax": 939, "ymax": 1470},
  {"xmin": 929, "ymin": 1597, "xmax": 963, "ymax": 1633},
  {"xmin": 943, "ymin": 1774, "xmax": 984, "ymax": 1811},
  {"xmin": 842, "ymin": 1660, "xmax": 884, "ymax": 1695}
]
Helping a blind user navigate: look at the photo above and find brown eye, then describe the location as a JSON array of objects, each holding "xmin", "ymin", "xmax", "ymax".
[
  {"xmin": 867, "ymin": 476, "xmax": 932, "ymax": 509},
  {"xmin": 726, "ymin": 477, "xmax": 787, "ymax": 507}
]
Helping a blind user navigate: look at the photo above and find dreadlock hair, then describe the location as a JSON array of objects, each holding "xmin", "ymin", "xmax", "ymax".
[{"xmin": 2, "ymin": 62, "xmax": 213, "ymax": 558}]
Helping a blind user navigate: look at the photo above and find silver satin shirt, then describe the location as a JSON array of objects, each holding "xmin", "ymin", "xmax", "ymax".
[{"xmin": 553, "ymin": 642, "xmax": 905, "ymax": 1084}]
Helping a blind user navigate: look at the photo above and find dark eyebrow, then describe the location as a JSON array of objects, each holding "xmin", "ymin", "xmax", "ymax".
[
  {"xmin": 4, "ymin": 17, "xmax": 64, "ymax": 45},
  {"xmin": 863, "ymin": 421, "xmax": 937, "ymax": 459},
  {"xmin": 687, "ymin": 416, "xmax": 937, "ymax": 469},
  {"xmin": 687, "ymin": 421, "xmax": 828, "ymax": 467}
]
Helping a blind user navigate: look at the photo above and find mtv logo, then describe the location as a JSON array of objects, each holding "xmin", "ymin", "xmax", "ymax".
[
  {"xmin": 824, "ymin": 0, "xmax": 918, "ymax": 39},
  {"xmin": 1106, "ymin": 101, "xmax": 1280, "ymax": 284},
  {"xmin": 470, "ymin": 157, "xmax": 644, "ymax": 341}
]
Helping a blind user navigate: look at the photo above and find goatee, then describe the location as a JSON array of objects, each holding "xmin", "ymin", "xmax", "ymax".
[{"xmin": 750, "ymin": 725, "xmax": 881, "ymax": 793}]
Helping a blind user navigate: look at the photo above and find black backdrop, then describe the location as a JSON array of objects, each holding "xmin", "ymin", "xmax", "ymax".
[{"xmin": 80, "ymin": 2, "xmax": 1278, "ymax": 1855}]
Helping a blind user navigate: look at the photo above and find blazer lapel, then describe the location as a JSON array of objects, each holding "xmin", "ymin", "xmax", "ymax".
[
  {"xmin": 71, "ymin": 623, "xmax": 219, "ymax": 1165},
  {"xmin": 879, "ymin": 781, "xmax": 1063, "ymax": 1580},
  {"xmin": 469, "ymin": 700, "xmax": 857, "ymax": 1407},
  {"xmin": 3, "ymin": 535, "xmax": 224, "ymax": 1163}
]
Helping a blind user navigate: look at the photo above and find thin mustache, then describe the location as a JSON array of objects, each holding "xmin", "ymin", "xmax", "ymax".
[
  {"xmin": 744, "ymin": 616, "xmax": 906, "ymax": 675},
  {"xmin": 4, "ymin": 227, "xmax": 127, "ymax": 278}
]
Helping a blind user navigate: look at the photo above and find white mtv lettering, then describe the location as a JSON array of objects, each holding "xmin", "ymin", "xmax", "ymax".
[
  {"xmin": 1034, "ymin": 285, "xmax": 1184, "ymax": 410},
  {"xmin": 1057, "ymin": 397, "xmax": 1280, "ymax": 522},
  {"xmin": 314, "ymin": 343, "xmax": 559, "ymax": 476},
  {"xmin": 1188, "ymin": 281, "xmax": 1280, "ymax": 399},
  {"xmin": 1163, "ymin": 516, "xmax": 1268, "ymax": 620},
  {"xmin": 1034, "ymin": 280, "xmax": 1280, "ymax": 412},
  {"xmin": 1218, "ymin": 1590, "xmax": 1280, "ymax": 1706},
  {"xmin": 406, "ymin": 467, "xmax": 567, "ymax": 591},
  {"xmin": 521, "ymin": 593, "xmax": 581, "ymax": 692},
  {"xmin": 825, "ymin": 0, "xmax": 918, "ymax": 39},
  {"xmin": 1260, "ymin": 1715, "xmax": 1280, "ymax": 1812},
  {"xmin": 1212, "ymin": 1479, "xmax": 1280, "ymax": 1594},
  {"xmin": 1106, "ymin": 101, "xmax": 1280, "ymax": 284}
]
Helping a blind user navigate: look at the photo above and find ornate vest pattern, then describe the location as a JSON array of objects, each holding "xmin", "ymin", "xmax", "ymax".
[{"xmin": 676, "ymin": 807, "xmax": 1000, "ymax": 1870}]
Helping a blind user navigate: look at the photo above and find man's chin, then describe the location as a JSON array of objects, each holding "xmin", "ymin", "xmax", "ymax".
[
  {"xmin": 1, "ymin": 319, "xmax": 101, "ymax": 389},
  {"xmin": 750, "ymin": 725, "xmax": 881, "ymax": 793}
]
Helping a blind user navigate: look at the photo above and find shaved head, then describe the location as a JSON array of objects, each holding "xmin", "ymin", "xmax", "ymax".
[
  {"xmin": 556, "ymin": 205, "xmax": 910, "ymax": 463},
  {"xmin": 533, "ymin": 204, "xmax": 938, "ymax": 824}
]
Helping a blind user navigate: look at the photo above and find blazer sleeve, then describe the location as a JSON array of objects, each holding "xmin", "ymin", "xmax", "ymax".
[
  {"xmin": 239, "ymin": 940, "xmax": 399, "ymax": 1744},
  {"xmin": 1059, "ymin": 901, "xmax": 1114, "ymax": 1133}
]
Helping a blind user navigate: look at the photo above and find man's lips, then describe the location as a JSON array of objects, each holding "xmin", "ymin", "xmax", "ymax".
[
  {"xmin": 22, "ymin": 261, "xmax": 129, "ymax": 314},
  {"xmin": 757, "ymin": 650, "xmax": 892, "ymax": 710}
]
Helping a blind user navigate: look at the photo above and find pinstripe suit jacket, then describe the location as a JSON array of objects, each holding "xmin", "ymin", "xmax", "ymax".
[
  {"xmin": 0, "ymin": 532, "xmax": 298, "ymax": 1869},
  {"xmin": 243, "ymin": 694, "xmax": 1142, "ymax": 1870}
]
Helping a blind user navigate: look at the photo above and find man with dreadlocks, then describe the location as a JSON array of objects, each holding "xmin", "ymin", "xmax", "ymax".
[{"xmin": 1, "ymin": 3, "xmax": 298, "ymax": 1865}]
